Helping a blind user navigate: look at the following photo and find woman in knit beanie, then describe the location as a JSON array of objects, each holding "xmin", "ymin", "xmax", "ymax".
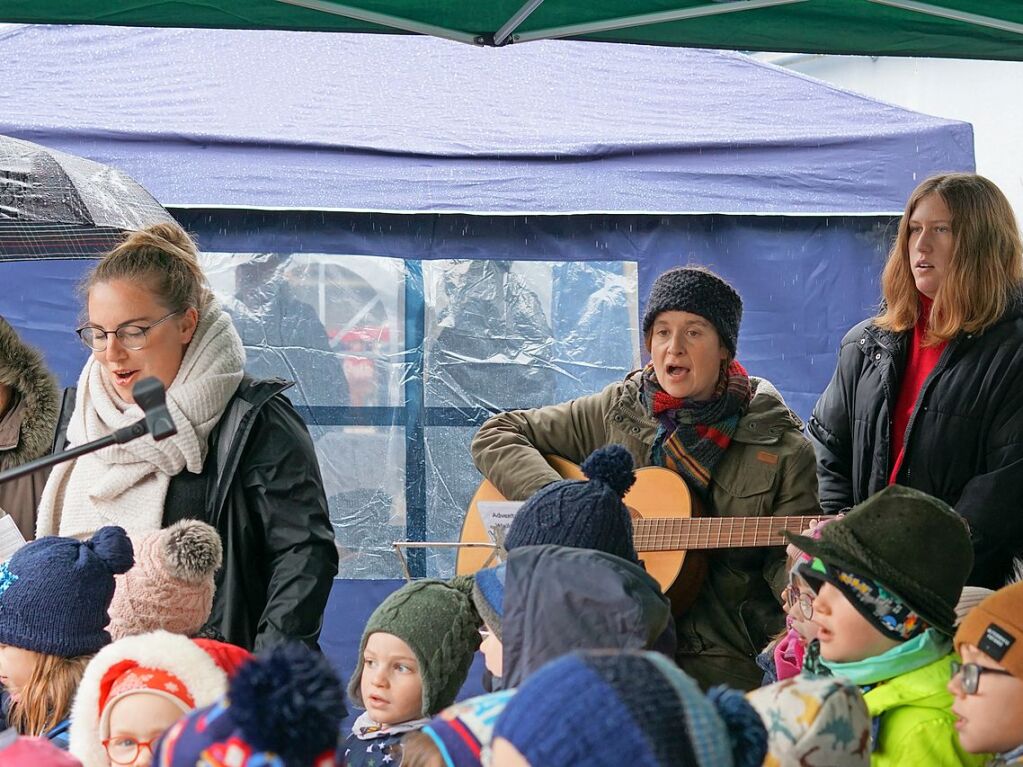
[
  {"xmin": 0, "ymin": 526, "xmax": 133, "ymax": 749},
  {"xmin": 491, "ymin": 649, "xmax": 767, "ymax": 767},
  {"xmin": 951, "ymin": 580, "xmax": 1023, "ymax": 765},
  {"xmin": 471, "ymin": 265, "xmax": 819, "ymax": 690}
]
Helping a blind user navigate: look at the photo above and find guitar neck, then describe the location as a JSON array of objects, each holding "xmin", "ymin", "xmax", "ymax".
[{"xmin": 632, "ymin": 515, "xmax": 817, "ymax": 552}]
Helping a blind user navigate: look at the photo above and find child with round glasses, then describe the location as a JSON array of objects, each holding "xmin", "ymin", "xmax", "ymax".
[
  {"xmin": 785, "ymin": 486, "xmax": 987, "ymax": 766},
  {"xmin": 950, "ymin": 580, "xmax": 1023, "ymax": 766}
]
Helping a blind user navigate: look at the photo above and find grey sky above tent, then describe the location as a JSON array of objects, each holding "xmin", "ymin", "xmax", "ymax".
[{"xmin": 0, "ymin": 26, "xmax": 973, "ymax": 215}]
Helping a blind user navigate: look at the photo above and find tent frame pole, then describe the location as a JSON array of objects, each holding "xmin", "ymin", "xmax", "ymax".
[
  {"xmin": 494, "ymin": 0, "xmax": 546, "ymax": 46},
  {"xmin": 509, "ymin": 0, "xmax": 808, "ymax": 44},
  {"xmin": 865, "ymin": 0, "xmax": 1023, "ymax": 37},
  {"xmin": 273, "ymin": 0, "xmax": 482, "ymax": 44}
]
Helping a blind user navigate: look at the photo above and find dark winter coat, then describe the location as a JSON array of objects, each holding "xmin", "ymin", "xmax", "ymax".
[
  {"xmin": 500, "ymin": 544, "xmax": 673, "ymax": 688},
  {"xmin": 0, "ymin": 318, "xmax": 60, "ymax": 540},
  {"xmin": 808, "ymin": 302, "xmax": 1023, "ymax": 589},
  {"xmin": 55, "ymin": 377, "xmax": 338, "ymax": 650}
]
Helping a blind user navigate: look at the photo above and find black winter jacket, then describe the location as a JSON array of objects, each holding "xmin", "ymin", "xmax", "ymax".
[
  {"xmin": 56, "ymin": 377, "xmax": 338, "ymax": 650},
  {"xmin": 808, "ymin": 303, "xmax": 1023, "ymax": 589}
]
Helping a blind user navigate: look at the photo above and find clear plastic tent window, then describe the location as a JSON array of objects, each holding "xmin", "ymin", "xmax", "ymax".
[{"xmin": 201, "ymin": 253, "xmax": 640, "ymax": 579}]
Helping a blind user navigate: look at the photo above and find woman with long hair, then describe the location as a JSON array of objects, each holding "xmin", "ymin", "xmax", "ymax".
[
  {"xmin": 809, "ymin": 172, "xmax": 1023, "ymax": 589},
  {"xmin": 36, "ymin": 222, "xmax": 338, "ymax": 650}
]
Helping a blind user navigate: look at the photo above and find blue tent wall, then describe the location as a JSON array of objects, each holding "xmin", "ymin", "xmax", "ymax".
[{"xmin": 0, "ymin": 24, "xmax": 973, "ymax": 710}]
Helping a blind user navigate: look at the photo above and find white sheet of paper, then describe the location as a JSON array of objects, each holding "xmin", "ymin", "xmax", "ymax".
[
  {"xmin": 0, "ymin": 515, "xmax": 27, "ymax": 562},
  {"xmin": 476, "ymin": 501, "xmax": 523, "ymax": 547}
]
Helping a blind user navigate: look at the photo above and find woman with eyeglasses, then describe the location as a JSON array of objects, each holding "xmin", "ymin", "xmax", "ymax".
[{"xmin": 36, "ymin": 223, "xmax": 338, "ymax": 651}]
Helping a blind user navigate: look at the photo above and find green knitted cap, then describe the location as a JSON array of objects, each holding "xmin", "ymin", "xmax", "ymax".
[
  {"xmin": 783, "ymin": 485, "xmax": 973, "ymax": 636},
  {"xmin": 348, "ymin": 575, "xmax": 482, "ymax": 716}
]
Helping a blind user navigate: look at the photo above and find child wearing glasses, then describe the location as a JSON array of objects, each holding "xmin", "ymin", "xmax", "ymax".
[
  {"xmin": 950, "ymin": 580, "xmax": 1023, "ymax": 765},
  {"xmin": 67, "ymin": 630, "xmax": 249, "ymax": 767},
  {"xmin": 785, "ymin": 485, "xmax": 988, "ymax": 766}
]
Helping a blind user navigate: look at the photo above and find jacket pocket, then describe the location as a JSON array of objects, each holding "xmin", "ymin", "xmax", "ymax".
[{"xmin": 711, "ymin": 455, "xmax": 778, "ymax": 518}]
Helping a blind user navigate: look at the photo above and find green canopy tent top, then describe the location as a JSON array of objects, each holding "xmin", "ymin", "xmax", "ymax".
[{"xmin": 3, "ymin": 0, "xmax": 1023, "ymax": 59}]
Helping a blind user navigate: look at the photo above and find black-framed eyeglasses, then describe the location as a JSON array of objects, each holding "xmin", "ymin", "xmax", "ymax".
[
  {"xmin": 103, "ymin": 736, "xmax": 159, "ymax": 765},
  {"xmin": 785, "ymin": 574, "xmax": 816, "ymax": 621},
  {"xmin": 951, "ymin": 661, "xmax": 1014, "ymax": 695},
  {"xmin": 76, "ymin": 311, "xmax": 182, "ymax": 352}
]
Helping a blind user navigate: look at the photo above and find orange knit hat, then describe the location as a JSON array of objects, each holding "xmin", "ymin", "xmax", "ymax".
[{"xmin": 955, "ymin": 580, "xmax": 1023, "ymax": 680}]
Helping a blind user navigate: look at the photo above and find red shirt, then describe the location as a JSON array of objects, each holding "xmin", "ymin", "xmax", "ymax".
[{"xmin": 889, "ymin": 294, "xmax": 947, "ymax": 484}]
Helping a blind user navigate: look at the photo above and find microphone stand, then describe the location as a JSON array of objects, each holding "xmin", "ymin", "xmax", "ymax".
[
  {"xmin": 0, "ymin": 377, "xmax": 176, "ymax": 487},
  {"xmin": 0, "ymin": 418, "xmax": 151, "ymax": 486}
]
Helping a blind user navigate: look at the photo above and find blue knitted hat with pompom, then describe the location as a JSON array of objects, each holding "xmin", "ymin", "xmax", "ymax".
[
  {"xmin": 504, "ymin": 445, "xmax": 638, "ymax": 563},
  {"xmin": 0, "ymin": 525, "xmax": 133, "ymax": 657},
  {"xmin": 494, "ymin": 650, "xmax": 766, "ymax": 767},
  {"xmin": 153, "ymin": 642, "xmax": 347, "ymax": 767}
]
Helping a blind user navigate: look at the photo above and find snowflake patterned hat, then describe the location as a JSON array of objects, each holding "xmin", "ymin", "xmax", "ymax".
[
  {"xmin": 68, "ymin": 630, "xmax": 234, "ymax": 767},
  {"xmin": 747, "ymin": 676, "xmax": 871, "ymax": 767},
  {"xmin": 0, "ymin": 526, "xmax": 133, "ymax": 657}
]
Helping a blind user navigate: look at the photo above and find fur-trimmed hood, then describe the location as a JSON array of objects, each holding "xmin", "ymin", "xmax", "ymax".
[
  {"xmin": 0, "ymin": 316, "xmax": 59, "ymax": 466},
  {"xmin": 69, "ymin": 630, "xmax": 229, "ymax": 767}
]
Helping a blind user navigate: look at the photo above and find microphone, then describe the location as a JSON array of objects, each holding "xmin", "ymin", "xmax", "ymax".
[{"xmin": 132, "ymin": 377, "xmax": 178, "ymax": 441}]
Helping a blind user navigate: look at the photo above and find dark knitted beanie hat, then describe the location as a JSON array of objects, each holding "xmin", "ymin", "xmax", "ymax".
[
  {"xmin": 349, "ymin": 576, "xmax": 482, "ymax": 717},
  {"xmin": 0, "ymin": 526, "xmax": 134, "ymax": 657},
  {"xmin": 494, "ymin": 650, "xmax": 767, "ymax": 767},
  {"xmin": 504, "ymin": 445, "xmax": 638, "ymax": 564},
  {"xmin": 784, "ymin": 485, "xmax": 973, "ymax": 636},
  {"xmin": 642, "ymin": 267, "xmax": 743, "ymax": 355}
]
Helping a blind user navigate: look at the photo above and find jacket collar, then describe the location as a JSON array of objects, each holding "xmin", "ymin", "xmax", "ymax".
[
  {"xmin": 862, "ymin": 653, "xmax": 956, "ymax": 717},
  {"xmin": 733, "ymin": 378, "xmax": 803, "ymax": 446},
  {"xmin": 0, "ymin": 320, "xmax": 59, "ymax": 466}
]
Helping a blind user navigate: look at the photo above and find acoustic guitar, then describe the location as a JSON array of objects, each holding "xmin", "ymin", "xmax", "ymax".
[{"xmin": 457, "ymin": 455, "xmax": 820, "ymax": 615}]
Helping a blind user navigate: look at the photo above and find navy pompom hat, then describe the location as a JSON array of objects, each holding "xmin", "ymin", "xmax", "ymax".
[
  {"xmin": 0, "ymin": 526, "xmax": 134, "ymax": 657},
  {"xmin": 153, "ymin": 642, "xmax": 346, "ymax": 767},
  {"xmin": 494, "ymin": 650, "xmax": 767, "ymax": 767},
  {"xmin": 504, "ymin": 445, "xmax": 639, "ymax": 563}
]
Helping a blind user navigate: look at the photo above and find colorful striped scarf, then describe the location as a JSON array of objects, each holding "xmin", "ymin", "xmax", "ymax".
[{"xmin": 642, "ymin": 360, "xmax": 752, "ymax": 496}]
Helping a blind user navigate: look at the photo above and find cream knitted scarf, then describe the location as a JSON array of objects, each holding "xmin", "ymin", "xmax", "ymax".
[{"xmin": 36, "ymin": 303, "xmax": 245, "ymax": 539}]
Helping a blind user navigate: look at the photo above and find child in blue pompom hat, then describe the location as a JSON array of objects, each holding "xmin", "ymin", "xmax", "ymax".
[
  {"xmin": 0, "ymin": 526, "xmax": 133, "ymax": 749},
  {"xmin": 152, "ymin": 642, "xmax": 346, "ymax": 767},
  {"xmin": 491, "ymin": 649, "xmax": 767, "ymax": 767}
]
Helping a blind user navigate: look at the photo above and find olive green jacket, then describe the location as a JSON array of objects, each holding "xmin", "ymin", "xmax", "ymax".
[{"xmin": 471, "ymin": 371, "xmax": 820, "ymax": 688}]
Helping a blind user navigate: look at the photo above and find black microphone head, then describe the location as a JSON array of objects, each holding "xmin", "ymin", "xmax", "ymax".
[{"xmin": 132, "ymin": 377, "xmax": 178, "ymax": 441}]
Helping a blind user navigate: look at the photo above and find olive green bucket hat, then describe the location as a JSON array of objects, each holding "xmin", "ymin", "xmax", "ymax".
[{"xmin": 783, "ymin": 485, "xmax": 973, "ymax": 636}]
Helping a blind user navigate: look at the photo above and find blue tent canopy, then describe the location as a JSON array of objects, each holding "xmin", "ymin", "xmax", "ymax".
[
  {"xmin": 1, "ymin": 25, "xmax": 972, "ymax": 216},
  {"xmin": 1, "ymin": 25, "xmax": 975, "ymax": 703}
]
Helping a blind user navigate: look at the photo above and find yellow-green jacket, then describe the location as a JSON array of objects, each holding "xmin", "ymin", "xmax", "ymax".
[{"xmin": 865, "ymin": 654, "xmax": 988, "ymax": 767}]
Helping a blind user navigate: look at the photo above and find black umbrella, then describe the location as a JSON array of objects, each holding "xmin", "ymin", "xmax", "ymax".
[{"xmin": 0, "ymin": 134, "xmax": 175, "ymax": 260}]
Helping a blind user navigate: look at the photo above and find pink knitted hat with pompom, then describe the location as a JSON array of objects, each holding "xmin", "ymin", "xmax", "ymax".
[{"xmin": 107, "ymin": 520, "xmax": 222, "ymax": 640}]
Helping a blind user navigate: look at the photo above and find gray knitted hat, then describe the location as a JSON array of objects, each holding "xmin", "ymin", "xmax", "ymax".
[{"xmin": 642, "ymin": 267, "xmax": 743, "ymax": 354}]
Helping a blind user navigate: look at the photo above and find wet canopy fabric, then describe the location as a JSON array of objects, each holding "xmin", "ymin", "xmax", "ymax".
[
  {"xmin": 2, "ymin": 1, "xmax": 1022, "ymax": 60},
  {"xmin": 0, "ymin": 26, "xmax": 973, "ymax": 216}
]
